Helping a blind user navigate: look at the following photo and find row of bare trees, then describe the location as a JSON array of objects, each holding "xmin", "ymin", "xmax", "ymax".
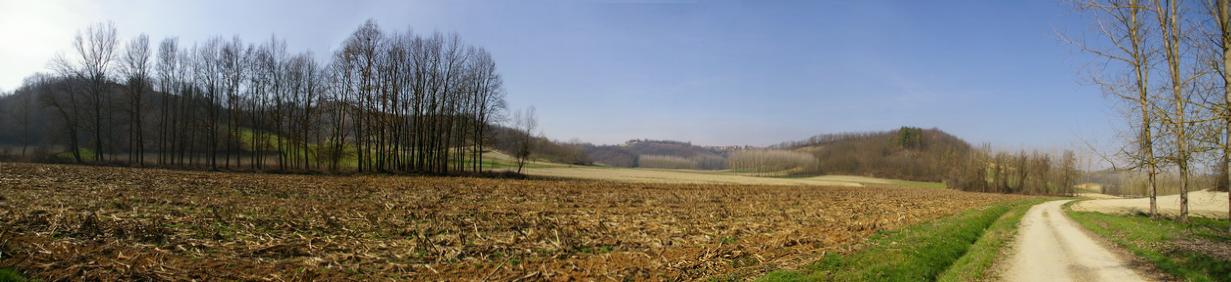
[
  {"xmin": 946, "ymin": 147, "xmax": 1080, "ymax": 196},
  {"xmin": 21, "ymin": 20, "xmax": 514, "ymax": 174},
  {"xmin": 727, "ymin": 149, "xmax": 818, "ymax": 175},
  {"xmin": 1077, "ymin": 0, "xmax": 1231, "ymax": 222}
]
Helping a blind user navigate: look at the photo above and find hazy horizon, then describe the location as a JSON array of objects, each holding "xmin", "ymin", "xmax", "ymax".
[{"xmin": 0, "ymin": 0, "xmax": 1119, "ymax": 150}]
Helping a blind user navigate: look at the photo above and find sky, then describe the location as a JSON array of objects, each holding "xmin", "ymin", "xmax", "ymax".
[{"xmin": 0, "ymin": 0, "xmax": 1121, "ymax": 152}]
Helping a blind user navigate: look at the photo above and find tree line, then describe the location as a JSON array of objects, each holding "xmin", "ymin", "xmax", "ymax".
[
  {"xmin": 726, "ymin": 149, "xmax": 817, "ymax": 175},
  {"xmin": 946, "ymin": 147, "xmax": 1081, "ymax": 196},
  {"xmin": 2, "ymin": 19, "xmax": 526, "ymax": 175},
  {"xmin": 1075, "ymin": 0, "xmax": 1231, "ymax": 222}
]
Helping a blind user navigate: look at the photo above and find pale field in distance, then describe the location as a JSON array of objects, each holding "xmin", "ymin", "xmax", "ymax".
[
  {"xmin": 1072, "ymin": 189, "xmax": 1230, "ymax": 219},
  {"xmin": 521, "ymin": 166, "xmax": 949, "ymax": 189}
]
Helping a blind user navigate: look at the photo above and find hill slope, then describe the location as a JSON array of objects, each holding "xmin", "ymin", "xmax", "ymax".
[{"xmin": 779, "ymin": 127, "xmax": 974, "ymax": 182}]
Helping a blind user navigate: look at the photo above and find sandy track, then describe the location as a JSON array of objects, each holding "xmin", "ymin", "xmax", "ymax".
[
  {"xmin": 1072, "ymin": 190, "xmax": 1229, "ymax": 219},
  {"xmin": 1004, "ymin": 200, "xmax": 1147, "ymax": 282}
]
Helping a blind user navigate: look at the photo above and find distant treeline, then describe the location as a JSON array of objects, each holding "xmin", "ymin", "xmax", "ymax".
[
  {"xmin": 779, "ymin": 127, "xmax": 1080, "ymax": 195},
  {"xmin": 556, "ymin": 127, "xmax": 1080, "ymax": 195},
  {"xmin": 781, "ymin": 127, "xmax": 970, "ymax": 181},
  {"xmin": 0, "ymin": 20, "xmax": 522, "ymax": 174},
  {"xmin": 1082, "ymin": 169, "xmax": 1222, "ymax": 196},
  {"xmin": 580, "ymin": 139, "xmax": 728, "ymax": 169},
  {"xmin": 945, "ymin": 148, "xmax": 1080, "ymax": 195},
  {"xmin": 727, "ymin": 149, "xmax": 816, "ymax": 175}
]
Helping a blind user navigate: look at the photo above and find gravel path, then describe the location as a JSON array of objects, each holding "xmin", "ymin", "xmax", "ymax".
[{"xmin": 1003, "ymin": 200, "xmax": 1148, "ymax": 282}]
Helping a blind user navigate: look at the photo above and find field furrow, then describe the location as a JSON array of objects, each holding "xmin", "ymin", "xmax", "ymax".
[{"xmin": 0, "ymin": 163, "xmax": 1019, "ymax": 280}]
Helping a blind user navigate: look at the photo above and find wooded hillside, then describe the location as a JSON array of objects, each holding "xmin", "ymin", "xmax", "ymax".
[{"xmin": 775, "ymin": 127, "xmax": 972, "ymax": 181}]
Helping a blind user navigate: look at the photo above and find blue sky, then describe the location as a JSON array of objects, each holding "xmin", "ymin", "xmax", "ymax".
[{"xmin": 0, "ymin": 0, "xmax": 1119, "ymax": 151}]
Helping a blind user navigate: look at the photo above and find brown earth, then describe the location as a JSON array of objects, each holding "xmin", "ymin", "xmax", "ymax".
[{"xmin": 0, "ymin": 162, "xmax": 1019, "ymax": 280}]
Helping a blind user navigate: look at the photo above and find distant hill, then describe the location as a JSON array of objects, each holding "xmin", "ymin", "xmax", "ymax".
[
  {"xmin": 567, "ymin": 128, "xmax": 977, "ymax": 179},
  {"xmin": 581, "ymin": 139, "xmax": 728, "ymax": 169}
]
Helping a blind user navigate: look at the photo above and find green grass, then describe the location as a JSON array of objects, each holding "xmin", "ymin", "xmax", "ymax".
[
  {"xmin": 0, "ymin": 268, "xmax": 27, "ymax": 282},
  {"xmin": 52, "ymin": 147, "xmax": 96, "ymax": 162},
  {"xmin": 1066, "ymin": 206, "xmax": 1231, "ymax": 282},
  {"xmin": 759, "ymin": 199, "xmax": 1045, "ymax": 282},
  {"xmin": 936, "ymin": 199, "xmax": 1046, "ymax": 281}
]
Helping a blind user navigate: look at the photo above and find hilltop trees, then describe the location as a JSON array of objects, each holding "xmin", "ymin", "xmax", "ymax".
[
  {"xmin": 2, "ymin": 20, "xmax": 512, "ymax": 175},
  {"xmin": 780, "ymin": 127, "xmax": 973, "ymax": 182}
]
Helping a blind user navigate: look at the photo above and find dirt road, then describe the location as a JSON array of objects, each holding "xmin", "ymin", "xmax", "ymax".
[{"xmin": 1003, "ymin": 200, "xmax": 1148, "ymax": 282}]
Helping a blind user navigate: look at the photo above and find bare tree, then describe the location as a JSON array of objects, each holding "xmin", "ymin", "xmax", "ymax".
[
  {"xmin": 1061, "ymin": 150, "xmax": 1080, "ymax": 196},
  {"xmin": 1075, "ymin": 0, "xmax": 1162, "ymax": 216},
  {"xmin": 1153, "ymin": 0, "xmax": 1193, "ymax": 221},
  {"xmin": 155, "ymin": 38, "xmax": 179, "ymax": 166},
  {"xmin": 11, "ymin": 76, "xmax": 39, "ymax": 158},
  {"xmin": 1199, "ymin": 0, "xmax": 1231, "ymax": 228},
  {"xmin": 197, "ymin": 38, "xmax": 223, "ymax": 169},
  {"xmin": 513, "ymin": 106, "xmax": 537, "ymax": 174},
  {"xmin": 121, "ymin": 34, "xmax": 151, "ymax": 166},
  {"xmin": 66, "ymin": 22, "xmax": 120, "ymax": 162}
]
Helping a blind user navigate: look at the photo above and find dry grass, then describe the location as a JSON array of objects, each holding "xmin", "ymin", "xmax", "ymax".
[{"xmin": 0, "ymin": 163, "xmax": 1017, "ymax": 280}]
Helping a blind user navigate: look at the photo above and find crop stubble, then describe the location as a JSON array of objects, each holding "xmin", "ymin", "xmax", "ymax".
[{"xmin": 0, "ymin": 163, "xmax": 1018, "ymax": 280}]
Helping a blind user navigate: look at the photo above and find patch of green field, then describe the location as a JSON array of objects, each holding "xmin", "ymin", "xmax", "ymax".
[
  {"xmin": 1065, "ymin": 205, "xmax": 1231, "ymax": 282},
  {"xmin": 0, "ymin": 268, "xmax": 27, "ymax": 282},
  {"xmin": 758, "ymin": 199, "xmax": 1044, "ymax": 282},
  {"xmin": 52, "ymin": 147, "xmax": 96, "ymax": 162}
]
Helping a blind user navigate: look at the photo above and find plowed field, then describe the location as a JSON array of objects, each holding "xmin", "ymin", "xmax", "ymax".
[{"xmin": 0, "ymin": 163, "xmax": 1018, "ymax": 280}]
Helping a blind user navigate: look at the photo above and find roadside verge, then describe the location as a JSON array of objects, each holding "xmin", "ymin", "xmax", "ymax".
[
  {"xmin": 1065, "ymin": 202, "xmax": 1231, "ymax": 282},
  {"xmin": 758, "ymin": 198, "xmax": 1047, "ymax": 281}
]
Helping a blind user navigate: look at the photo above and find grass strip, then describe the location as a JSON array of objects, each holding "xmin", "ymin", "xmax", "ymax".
[
  {"xmin": 1065, "ymin": 205, "xmax": 1231, "ymax": 282},
  {"xmin": 759, "ymin": 199, "xmax": 1045, "ymax": 281},
  {"xmin": 936, "ymin": 199, "xmax": 1044, "ymax": 281}
]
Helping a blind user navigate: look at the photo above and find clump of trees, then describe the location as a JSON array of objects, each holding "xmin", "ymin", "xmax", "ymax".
[
  {"xmin": 2, "ymin": 19, "xmax": 518, "ymax": 175},
  {"xmin": 1084, "ymin": 169, "xmax": 1218, "ymax": 196},
  {"xmin": 775, "ymin": 127, "xmax": 1082, "ymax": 195},
  {"xmin": 945, "ymin": 147, "xmax": 1080, "ymax": 196},
  {"xmin": 727, "ymin": 149, "xmax": 817, "ymax": 175},
  {"xmin": 777, "ymin": 127, "xmax": 973, "ymax": 182},
  {"xmin": 1074, "ymin": 0, "xmax": 1231, "ymax": 222}
]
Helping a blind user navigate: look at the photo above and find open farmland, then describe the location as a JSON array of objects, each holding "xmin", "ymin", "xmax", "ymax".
[
  {"xmin": 0, "ymin": 163, "xmax": 1018, "ymax": 280},
  {"xmin": 524, "ymin": 166, "xmax": 945, "ymax": 188}
]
